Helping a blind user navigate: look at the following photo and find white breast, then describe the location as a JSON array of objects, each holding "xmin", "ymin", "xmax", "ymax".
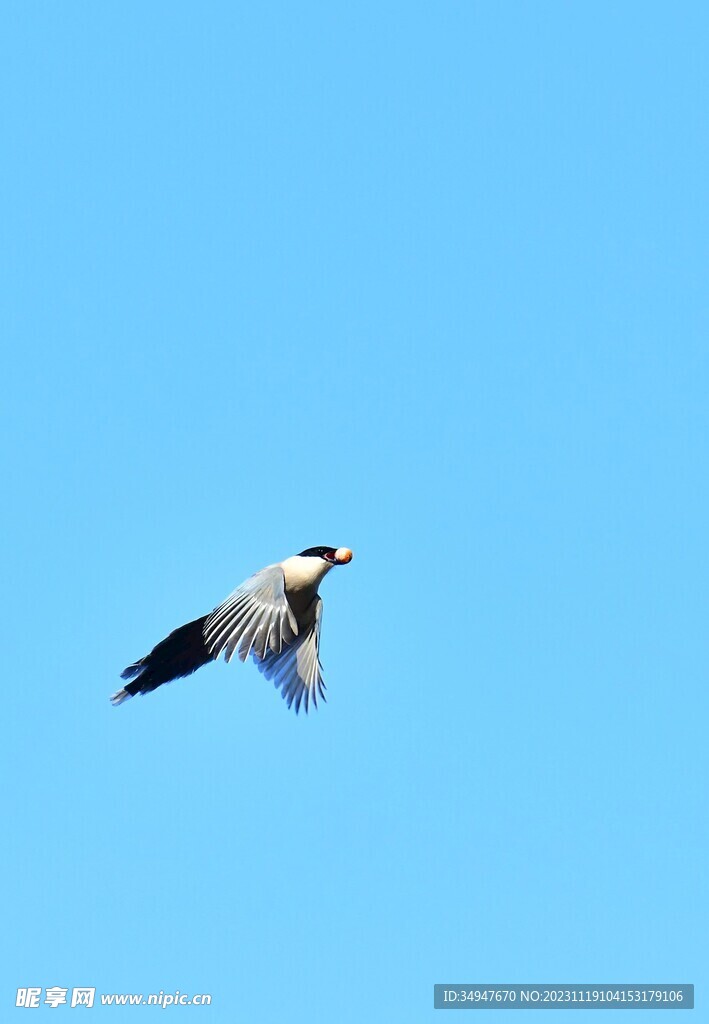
[{"xmin": 280, "ymin": 555, "xmax": 333, "ymax": 595}]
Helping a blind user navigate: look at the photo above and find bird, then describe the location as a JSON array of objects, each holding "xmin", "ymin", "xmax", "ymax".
[{"xmin": 111, "ymin": 546, "xmax": 353, "ymax": 714}]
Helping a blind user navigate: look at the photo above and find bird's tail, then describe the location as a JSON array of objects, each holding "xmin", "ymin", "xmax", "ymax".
[{"xmin": 111, "ymin": 615, "xmax": 213, "ymax": 705}]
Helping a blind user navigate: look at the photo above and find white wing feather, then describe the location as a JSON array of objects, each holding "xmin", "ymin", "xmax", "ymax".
[
  {"xmin": 256, "ymin": 597, "xmax": 325, "ymax": 713},
  {"xmin": 203, "ymin": 566, "xmax": 298, "ymax": 664}
]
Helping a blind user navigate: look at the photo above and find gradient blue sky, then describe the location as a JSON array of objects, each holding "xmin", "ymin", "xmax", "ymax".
[{"xmin": 2, "ymin": 3, "xmax": 707, "ymax": 1021}]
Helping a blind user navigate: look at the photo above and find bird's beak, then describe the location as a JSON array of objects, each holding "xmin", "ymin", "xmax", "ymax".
[{"xmin": 333, "ymin": 547, "xmax": 353, "ymax": 564}]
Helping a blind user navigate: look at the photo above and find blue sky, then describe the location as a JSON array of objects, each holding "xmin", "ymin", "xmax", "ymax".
[{"xmin": 2, "ymin": 2, "xmax": 707, "ymax": 1021}]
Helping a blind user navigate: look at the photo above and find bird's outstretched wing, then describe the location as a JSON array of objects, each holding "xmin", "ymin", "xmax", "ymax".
[
  {"xmin": 204, "ymin": 565, "xmax": 298, "ymax": 663},
  {"xmin": 256, "ymin": 596, "xmax": 325, "ymax": 713}
]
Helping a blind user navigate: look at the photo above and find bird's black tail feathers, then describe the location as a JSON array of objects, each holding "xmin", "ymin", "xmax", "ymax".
[{"xmin": 111, "ymin": 615, "xmax": 213, "ymax": 705}]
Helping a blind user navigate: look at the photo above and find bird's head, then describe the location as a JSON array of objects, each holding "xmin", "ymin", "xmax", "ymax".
[{"xmin": 298, "ymin": 546, "xmax": 353, "ymax": 566}]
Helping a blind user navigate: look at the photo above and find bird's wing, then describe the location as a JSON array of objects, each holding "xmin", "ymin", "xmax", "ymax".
[
  {"xmin": 203, "ymin": 565, "xmax": 298, "ymax": 663},
  {"xmin": 256, "ymin": 596, "xmax": 325, "ymax": 713}
]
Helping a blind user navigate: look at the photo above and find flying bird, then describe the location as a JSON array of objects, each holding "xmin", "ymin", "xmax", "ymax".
[{"xmin": 111, "ymin": 546, "xmax": 353, "ymax": 713}]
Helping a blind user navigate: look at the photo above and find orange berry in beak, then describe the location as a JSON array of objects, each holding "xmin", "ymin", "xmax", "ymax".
[{"xmin": 335, "ymin": 547, "xmax": 353, "ymax": 564}]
